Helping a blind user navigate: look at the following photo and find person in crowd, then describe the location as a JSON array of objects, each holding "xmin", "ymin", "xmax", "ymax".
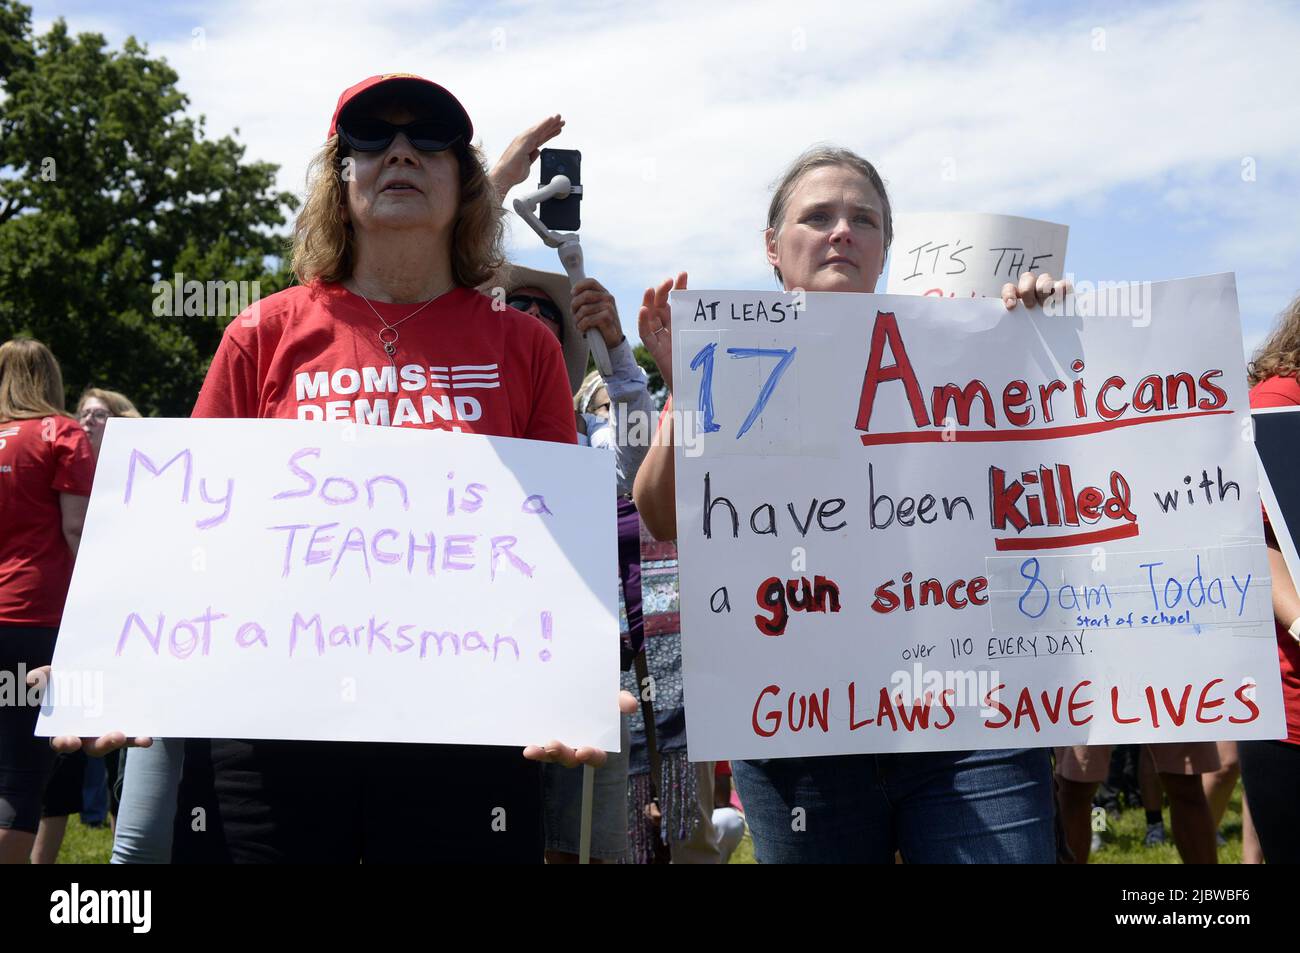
[
  {"xmin": 80, "ymin": 755, "xmax": 109, "ymax": 829},
  {"xmin": 74, "ymin": 387, "xmax": 179, "ymax": 866},
  {"xmin": 621, "ymin": 510, "xmax": 721, "ymax": 864},
  {"xmin": 77, "ymin": 388, "xmax": 139, "ymax": 820},
  {"xmin": 111, "ymin": 734, "xmax": 184, "ymax": 864},
  {"xmin": 0, "ymin": 339, "xmax": 95, "ymax": 864},
  {"xmin": 493, "ymin": 266, "xmax": 647, "ymax": 863},
  {"xmin": 509, "ymin": 275, "xmax": 654, "ymax": 492},
  {"xmin": 496, "ymin": 276, "xmax": 718, "ymax": 865},
  {"xmin": 31, "ymin": 387, "xmax": 143, "ymax": 862},
  {"xmin": 66, "ymin": 73, "xmax": 629, "ymax": 863},
  {"xmin": 712, "ymin": 761, "xmax": 746, "ymax": 864},
  {"xmin": 1241, "ymin": 291, "xmax": 1300, "ymax": 864},
  {"xmin": 489, "ymin": 114, "xmax": 564, "ymax": 204},
  {"xmin": 632, "ymin": 145, "xmax": 1064, "ymax": 863},
  {"xmin": 31, "ymin": 752, "xmax": 86, "ymax": 863},
  {"xmin": 1058, "ymin": 742, "xmax": 1219, "ymax": 863},
  {"xmin": 1139, "ymin": 747, "xmax": 1167, "ymax": 848},
  {"xmin": 1203, "ymin": 742, "xmax": 1262, "ymax": 862},
  {"xmin": 53, "ymin": 385, "xmax": 179, "ymax": 866},
  {"xmin": 77, "ymin": 388, "xmax": 140, "ymax": 458},
  {"xmin": 487, "ymin": 114, "xmax": 664, "ymax": 861}
]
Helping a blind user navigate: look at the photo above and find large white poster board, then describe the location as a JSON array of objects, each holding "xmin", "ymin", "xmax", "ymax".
[
  {"xmin": 886, "ymin": 212, "xmax": 1068, "ymax": 299},
  {"xmin": 38, "ymin": 419, "xmax": 621, "ymax": 749},
  {"xmin": 671, "ymin": 273, "xmax": 1283, "ymax": 760}
]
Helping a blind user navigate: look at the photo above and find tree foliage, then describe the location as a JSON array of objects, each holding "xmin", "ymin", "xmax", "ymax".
[{"xmin": 0, "ymin": 2, "xmax": 297, "ymax": 415}]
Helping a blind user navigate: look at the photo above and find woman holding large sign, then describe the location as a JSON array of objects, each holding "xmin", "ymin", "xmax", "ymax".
[
  {"xmin": 633, "ymin": 146, "xmax": 1063, "ymax": 863},
  {"xmin": 110, "ymin": 74, "xmax": 625, "ymax": 863}
]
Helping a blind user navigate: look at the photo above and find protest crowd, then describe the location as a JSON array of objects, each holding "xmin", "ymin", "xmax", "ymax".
[{"xmin": 2, "ymin": 67, "xmax": 1298, "ymax": 866}]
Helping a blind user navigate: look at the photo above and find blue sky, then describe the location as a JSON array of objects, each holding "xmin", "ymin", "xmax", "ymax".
[{"xmin": 26, "ymin": 0, "xmax": 1300, "ymax": 354}]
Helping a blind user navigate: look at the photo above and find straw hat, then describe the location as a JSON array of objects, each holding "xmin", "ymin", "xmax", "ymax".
[{"xmin": 485, "ymin": 264, "xmax": 589, "ymax": 393}]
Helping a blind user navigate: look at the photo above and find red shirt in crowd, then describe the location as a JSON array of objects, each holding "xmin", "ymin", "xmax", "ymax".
[
  {"xmin": 1249, "ymin": 374, "xmax": 1300, "ymax": 745},
  {"xmin": 0, "ymin": 415, "xmax": 96, "ymax": 626},
  {"xmin": 192, "ymin": 282, "xmax": 577, "ymax": 445}
]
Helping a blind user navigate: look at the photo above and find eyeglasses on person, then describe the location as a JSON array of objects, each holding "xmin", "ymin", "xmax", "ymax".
[{"xmin": 507, "ymin": 294, "xmax": 563, "ymax": 325}]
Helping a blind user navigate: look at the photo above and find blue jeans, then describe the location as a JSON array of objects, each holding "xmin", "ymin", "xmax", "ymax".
[
  {"xmin": 542, "ymin": 715, "xmax": 631, "ymax": 860},
  {"xmin": 733, "ymin": 747, "xmax": 1054, "ymax": 863},
  {"xmin": 111, "ymin": 738, "xmax": 185, "ymax": 864},
  {"xmin": 80, "ymin": 754, "xmax": 108, "ymax": 825}
]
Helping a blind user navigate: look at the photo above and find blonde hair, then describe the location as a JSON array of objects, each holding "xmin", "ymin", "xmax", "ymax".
[
  {"xmin": 1249, "ymin": 292, "xmax": 1300, "ymax": 386},
  {"xmin": 78, "ymin": 387, "xmax": 141, "ymax": 419},
  {"xmin": 292, "ymin": 135, "xmax": 506, "ymax": 288},
  {"xmin": 767, "ymin": 145, "xmax": 893, "ymax": 286},
  {"xmin": 575, "ymin": 370, "xmax": 605, "ymax": 414},
  {"xmin": 0, "ymin": 338, "xmax": 68, "ymax": 421}
]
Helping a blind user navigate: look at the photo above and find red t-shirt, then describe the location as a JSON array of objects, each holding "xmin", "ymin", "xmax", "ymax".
[
  {"xmin": 1249, "ymin": 375, "xmax": 1300, "ymax": 745},
  {"xmin": 0, "ymin": 415, "xmax": 96, "ymax": 626},
  {"xmin": 193, "ymin": 282, "xmax": 577, "ymax": 446}
]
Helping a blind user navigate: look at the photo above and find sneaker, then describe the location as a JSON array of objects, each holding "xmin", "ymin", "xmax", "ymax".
[
  {"xmin": 1090, "ymin": 831, "xmax": 1103, "ymax": 854},
  {"xmin": 1144, "ymin": 822, "xmax": 1166, "ymax": 847},
  {"xmin": 1216, "ymin": 832, "xmax": 1227, "ymax": 848}
]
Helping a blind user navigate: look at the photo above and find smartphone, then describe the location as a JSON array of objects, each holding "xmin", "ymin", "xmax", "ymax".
[{"xmin": 539, "ymin": 148, "xmax": 581, "ymax": 231}]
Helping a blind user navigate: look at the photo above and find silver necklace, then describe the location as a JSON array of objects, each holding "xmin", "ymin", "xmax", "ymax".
[{"xmin": 356, "ymin": 284, "xmax": 454, "ymax": 362}]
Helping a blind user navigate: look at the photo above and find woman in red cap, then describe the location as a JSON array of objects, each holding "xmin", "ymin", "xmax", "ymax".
[{"xmin": 127, "ymin": 74, "xmax": 627, "ymax": 863}]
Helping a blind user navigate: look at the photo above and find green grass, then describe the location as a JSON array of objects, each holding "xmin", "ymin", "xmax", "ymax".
[
  {"xmin": 51, "ymin": 816, "xmax": 113, "ymax": 864},
  {"xmin": 50, "ymin": 789, "xmax": 1247, "ymax": 864},
  {"xmin": 1090, "ymin": 787, "xmax": 1245, "ymax": 865}
]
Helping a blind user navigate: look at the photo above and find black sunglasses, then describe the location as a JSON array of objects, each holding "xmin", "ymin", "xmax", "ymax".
[
  {"xmin": 338, "ymin": 118, "xmax": 462, "ymax": 154},
  {"xmin": 508, "ymin": 294, "xmax": 563, "ymax": 325}
]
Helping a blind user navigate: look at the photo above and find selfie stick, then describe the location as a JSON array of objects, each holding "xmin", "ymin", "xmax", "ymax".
[
  {"xmin": 577, "ymin": 760, "xmax": 596, "ymax": 864},
  {"xmin": 513, "ymin": 175, "xmax": 613, "ymax": 377},
  {"xmin": 516, "ymin": 174, "xmax": 604, "ymax": 864}
]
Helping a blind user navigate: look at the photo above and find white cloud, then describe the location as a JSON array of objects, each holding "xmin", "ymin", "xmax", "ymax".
[{"xmin": 32, "ymin": 0, "xmax": 1300, "ymax": 333}]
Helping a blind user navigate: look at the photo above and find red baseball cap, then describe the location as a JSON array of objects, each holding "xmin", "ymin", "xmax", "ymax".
[{"xmin": 327, "ymin": 73, "xmax": 473, "ymax": 141}]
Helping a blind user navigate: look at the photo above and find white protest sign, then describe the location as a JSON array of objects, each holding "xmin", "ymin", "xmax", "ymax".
[
  {"xmin": 886, "ymin": 212, "xmax": 1068, "ymax": 299},
  {"xmin": 37, "ymin": 419, "xmax": 621, "ymax": 750},
  {"xmin": 670, "ymin": 273, "xmax": 1283, "ymax": 761}
]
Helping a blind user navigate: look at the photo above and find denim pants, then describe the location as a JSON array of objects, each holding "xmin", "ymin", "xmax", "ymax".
[
  {"xmin": 111, "ymin": 738, "xmax": 185, "ymax": 864},
  {"xmin": 542, "ymin": 714, "xmax": 631, "ymax": 860},
  {"xmin": 733, "ymin": 747, "xmax": 1054, "ymax": 863},
  {"xmin": 80, "ymin": 754, "xmax": 108, "ymax": 825}
]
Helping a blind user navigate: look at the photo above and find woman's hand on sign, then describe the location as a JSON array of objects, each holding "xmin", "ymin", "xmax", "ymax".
[
  {"xmin": 522, "ymin": 690, "xmax": 638, "ymax": 768},
  {"xmin": 1002, "ymin": 272, "xmax": 1070, "ymax": 311},
  {"xmin": 26, "ymin": 666, "xmax": 154, "ymax": 757},
  {"xmin": 489, "ymin": 114, "xmax": 565, "ymax": 200},
  {"xmin": 638, "ymin": 272, "xmax": 687, "ymax": 392},
  {"xmin": 572, "ymin": 278, "xmax": 625, "ymax": 349}
]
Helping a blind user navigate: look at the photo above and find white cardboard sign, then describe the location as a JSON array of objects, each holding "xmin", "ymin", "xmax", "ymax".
[
  {"xmin": 670, "ymin": 273, "xmax": 1283, "ymax": 760},
  {"xmin": 37, "ymin": 419, "xmax": 621, "ymax": 750},
  {"xmin": 886, "ymin": 212, "xmax": 1068, "ymax": 299}
]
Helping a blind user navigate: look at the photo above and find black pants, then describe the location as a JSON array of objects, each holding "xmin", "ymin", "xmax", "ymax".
[
  {"xmin": 172, "ymin": 737, "xmax": 544, "ymax": 863},
  {"xmin": 0, "ymin": 626, "xmax": 57, "ymax": 834},
  {"xmin": 1239, "ymin": 739, "xmax": 1300, "ymax": 863}
]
